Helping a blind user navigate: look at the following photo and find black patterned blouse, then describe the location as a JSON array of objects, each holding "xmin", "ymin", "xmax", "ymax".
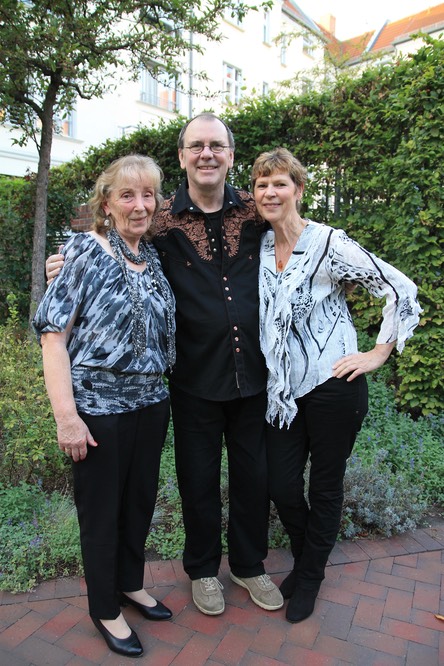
[{"xmin": 33, "ymin": 233, "xmax": 175, "ymax": 415}]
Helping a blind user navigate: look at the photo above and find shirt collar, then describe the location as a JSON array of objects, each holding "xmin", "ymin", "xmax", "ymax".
[{"xmin": 171, "ymin": 179, "xmax": 246, "ymax": 215}]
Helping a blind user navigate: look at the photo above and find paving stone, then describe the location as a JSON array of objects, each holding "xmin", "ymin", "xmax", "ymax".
[{"xmin": 0, "ymin": 520, "xmax": 443, "ymax": 666}]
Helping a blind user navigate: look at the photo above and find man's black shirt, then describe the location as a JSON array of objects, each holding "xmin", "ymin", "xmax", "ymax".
[{"xmin": 153, "ymin": 180, "xmax": 267, "ymax": 401}]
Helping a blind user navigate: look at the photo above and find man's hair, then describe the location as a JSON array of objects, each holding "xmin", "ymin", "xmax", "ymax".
[{"xmin": 177, "ymin": 113, "xmax": 235, "ymax": 150}]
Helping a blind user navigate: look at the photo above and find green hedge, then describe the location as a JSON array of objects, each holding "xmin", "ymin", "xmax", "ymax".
[
  {"xmin": 0, "ymin": 173, "xmax": 75, "ymax": 322},
  {"xmin": 2, "ymin": 37, "xmax": 443, "ymax": 415}
]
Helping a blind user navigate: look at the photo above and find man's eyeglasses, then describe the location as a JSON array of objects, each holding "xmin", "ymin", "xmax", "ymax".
[{"xmin": 183, "ymin": 142, "xmax": 232, "ymax": 154}]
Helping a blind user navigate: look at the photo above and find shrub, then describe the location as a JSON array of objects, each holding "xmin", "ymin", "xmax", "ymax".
[
  {"xmin": 0, "ymin": 295, "xmax": 68, "ymax": 489},
  {"xmin": 354, "ymin": 377, "xmax": 444, "ymax": 506},
  {"xmin": 0, "ymin": 173, "xmax": 74, "ymax": 324},
  {"xmin": 341, "ymin": 451, "xmax": 426, "ymax": 538},
  {"xmin": 0, "ymin": 482, "xmax": 82, "ymax": 592},
  {"xmin": 42, "ymin": 38, "xmax": 444, "ymax": 415}
]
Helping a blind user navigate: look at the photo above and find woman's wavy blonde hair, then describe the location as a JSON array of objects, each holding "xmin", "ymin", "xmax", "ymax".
[{"xmin": 89, "ymin": 154, "xmax": 164, "ymax": 237}]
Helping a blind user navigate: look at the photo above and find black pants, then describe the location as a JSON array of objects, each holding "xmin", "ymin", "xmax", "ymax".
[
  {"xmin": 72, "ymin": 399, "xmax": 170, "ymax": 619},
  {"xmin": 266, "ymin": 375, "xmax": 368, "ymax": 590},
  {"xmin": 170, "ymin": 384, "xmax": 269, "ymax": 579}
]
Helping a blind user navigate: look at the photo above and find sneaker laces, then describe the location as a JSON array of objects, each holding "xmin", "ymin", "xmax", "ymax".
[
  {"xmin": 256, "ymin": 574, "xmax": 274, "ymax": 589},
  {"xmin": 201, "ymin": 577, "xmax": 223, "ymax": 592}
]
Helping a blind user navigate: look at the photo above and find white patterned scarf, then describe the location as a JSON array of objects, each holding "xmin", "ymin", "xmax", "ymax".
[{"xmin": 259, "ymin": 222, "xmax": 332, "ymax": 428}]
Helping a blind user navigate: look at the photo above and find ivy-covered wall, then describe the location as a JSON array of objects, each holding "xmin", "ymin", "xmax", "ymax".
[{"xmin": 2, "ymin": 37, "xmax": 442, "ymax": 415}]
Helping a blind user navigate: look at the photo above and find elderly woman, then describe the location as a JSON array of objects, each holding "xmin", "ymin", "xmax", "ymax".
[
  {"xmin": 33, "ymin": 155, "xmax": 176, "ymax": 658},
  {"xmin": 252, "ymin": 148, "xmax": 421, "ymax": 624}
]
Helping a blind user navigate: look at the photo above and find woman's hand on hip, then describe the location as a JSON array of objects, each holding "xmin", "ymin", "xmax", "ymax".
[
  {"xmin": 332, "ymin": 343, "xmax": 396, "ymax": 381},
  {"xmin": 56, "ymin": 413, "xmax": 98, "ymax": 462}
]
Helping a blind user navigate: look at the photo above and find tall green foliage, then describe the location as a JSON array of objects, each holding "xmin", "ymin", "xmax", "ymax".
[
  {"xmin": 5, "ymin": 37, "xmax": 442, "ymax": 414},
  {"xmin": 0, "ymin": 296, "xmax": 67, "ymax": 487},
  {"xmin": 0, "ymin": 0, "xmax": 271, "ymax": 320},
  {"xmin": 0, "ymin": 174, "xmax": 73, "ymax": 322}
]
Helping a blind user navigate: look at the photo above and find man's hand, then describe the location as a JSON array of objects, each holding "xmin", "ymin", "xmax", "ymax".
[{"xmin": 46, "ymin": 245, "xmax": 65, "ymax": 284}]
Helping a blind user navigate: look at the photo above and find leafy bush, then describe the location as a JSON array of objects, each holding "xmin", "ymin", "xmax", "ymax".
[
  {"xmin": 0, "ymin": 173, "xmax": 74, "ymax": 324},
  {"xmin": 37, "ymin": 38, "xmax": 443, "ymax": 415},
  {"xmin": 354, "ymin": 378, "xmax": 444, "ymax": 506},
  {"xmin": 0, "ymin": 295, "xmax": 68, "ymax": 489},
  {"xmin": 145, "ymin": 421, "xmax": 185, "ymax": 560},
  {"xmin": 0, "ymin": 482, "xmax": 82, "ymax": 592},
  {"xmin": 342, "ymin": 451, "xmax": 426, "ymax": 539}
]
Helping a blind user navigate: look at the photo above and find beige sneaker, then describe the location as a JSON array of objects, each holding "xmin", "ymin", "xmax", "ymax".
[
  {"xmin": 191, "ymin": 577, "xmax": 225, "ymax": 615},
  {"xmin": 230, "ymin": 572, "xmax": 284, "ymax": 610}
]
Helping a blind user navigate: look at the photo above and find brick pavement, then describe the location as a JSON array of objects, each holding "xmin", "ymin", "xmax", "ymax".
[{"xmin": 0, "ymin": 518, "xmax": 443, "ymax": 665}]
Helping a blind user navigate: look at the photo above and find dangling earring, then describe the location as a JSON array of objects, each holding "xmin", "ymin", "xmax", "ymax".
[{"xmin": 104, "ymin": 217, "xmax": 110, "ymax": 228}]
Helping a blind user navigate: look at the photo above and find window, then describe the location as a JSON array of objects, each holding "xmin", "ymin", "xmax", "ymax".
[
  {"xmin": 303, "ymin": 32, "xmax": 316, "ymax": 58},
  {"xmin": 263, "ymin": 11, "xmax": 271, "ymax": 44},
  {"xmin": 54, "ymin": 110, "xmax": 76, "ymax": 138},
  {"xmin": 262, "ymin": 82, "xmax": 269, "ymax": 96},
  {"xmin": 223, "ymin": 63, "xmax": 242, "ymax": 105},
  {"xmin": 280, "ymin": 35, "xmax": 287, "ymax": 66},
  {"xmin": 140, "ymin": 67, "xmax": 179, "ymax": 112}
]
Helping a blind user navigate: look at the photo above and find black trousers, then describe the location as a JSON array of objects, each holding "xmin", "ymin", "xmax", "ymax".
[
  {"xmin": 72, "ymin": 399, "xmax": 170, "ymax": 619},
  {"xmin": 266, "ymin": 375, "xmax": 368, "ymax": 590},
  {"xmin": 170, "ymin": 384, "xmax": 269, "ymax": 579}
]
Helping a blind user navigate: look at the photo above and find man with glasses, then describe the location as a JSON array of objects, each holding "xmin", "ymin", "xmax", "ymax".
[
  {"xmin": 154, "ymin": 113, "xmax": 282, "ymax": 615},
  {"xmin": 45, "ymin": 113, "xmax": 283, "ymax": 616}
]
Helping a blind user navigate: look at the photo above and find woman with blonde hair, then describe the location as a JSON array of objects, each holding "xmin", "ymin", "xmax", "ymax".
[
  {"xmin": 34, "ymin": 154, "xmax": 176, "ymax": 657},
  {"xmin": 253, "ymin": 147, "xmax": 421, "ymax": 624}
]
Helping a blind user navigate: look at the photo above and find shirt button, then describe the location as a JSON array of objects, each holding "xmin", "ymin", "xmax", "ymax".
[
  {"xmin": 233, "ymin": 326, "xmax": 238, "ymax": 331},
  {"xmin": 228, "ymin": 296, "xmax": 232, "ymax": 301},
  {"xmin": 235, "ymin": 347, "xmax": 240, "ymax": 353},
  {"xmin": 225, "ymin": 287, "xmax": 230, "ymax": 291},
  {"xmin": 223, "ymin": 276, "xmax": 228, "ymax": 281},
  {"xmin": 235, "ymin": 337, "xmax": 239, "ymax": 341}
]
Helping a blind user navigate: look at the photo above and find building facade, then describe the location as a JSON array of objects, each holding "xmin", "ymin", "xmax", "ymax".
[
  {"xmin": 1, "ymin": 1, "xmax": 443, "ymax": 177},
  {"xmin": 0, "ymin": 1, "xmax": 325, "ymax": 177}
]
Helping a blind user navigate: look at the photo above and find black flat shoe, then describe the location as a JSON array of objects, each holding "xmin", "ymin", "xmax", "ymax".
[
  {"xmin": 279, "ymin": 569, "xmax": 298, "ymax": 599},
  {"xmin": 286, "ymin": 587, "xmax": 318, "ymax": 623},
  {"xmin": 120, "ymin": 592, "xmax": 173, "ymax": 621},
  {"xmin": 91, "ymin": 617, "xmax": 143, "ymax": 657}
]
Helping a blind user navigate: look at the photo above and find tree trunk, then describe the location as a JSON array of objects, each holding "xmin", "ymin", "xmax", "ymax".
[{"xmin": 28, "ymin": 86, "xmax": 57, "ymax": 327}]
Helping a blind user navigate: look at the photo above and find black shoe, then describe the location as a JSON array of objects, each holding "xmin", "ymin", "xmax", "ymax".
[
  {"xmin": 120, "ymin": 592, "xmax": 173, "ymax": 621},
  {"xmin": 279, "ymin": 570, "xmax": 298, "ymax": 600},
  {"xmin": 91, "ymin": 617, "xmax": 143, "ymax": 657},
  {"xmin": 286, "ymin": 587, "xmax": 318, "ymax": 623}
]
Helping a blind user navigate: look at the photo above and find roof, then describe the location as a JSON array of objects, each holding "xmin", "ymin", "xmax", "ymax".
[
  {"xmin": 282, "ymin": 0, "xmax": 325, "ymax": 39},
  {"xmin": 321, "ymin": 2, "xmax": 444, "ymax": 64}
]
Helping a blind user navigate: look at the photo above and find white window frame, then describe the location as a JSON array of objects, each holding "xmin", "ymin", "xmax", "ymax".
[
  {"xmin": 280, "ymin": 35, "xmax": 287, "ymax": 66},
  {"xmin": 303, "ymin": 32, "xmax": 316, "ymax": 59},
  {"xmin": 54, "ymin": 109, "xmax": 76, "ymax": 138},
  {"xmin": 140, "ymin": 67, "xmax": 179, "ymax": 112},
  {"xmin": 263, "ymin": 10, "xmax": 271, "ymax": 44},
  {"xmin": 222, "ymin": 62, "xmax": 242, "ymax": 105}
]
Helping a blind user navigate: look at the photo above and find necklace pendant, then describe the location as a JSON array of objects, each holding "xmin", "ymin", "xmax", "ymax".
[{"xmin": 277, "ymin": 260, "xmax": 284, "ymax": 271}]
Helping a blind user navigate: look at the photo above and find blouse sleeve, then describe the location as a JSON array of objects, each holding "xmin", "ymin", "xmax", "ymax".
[
  {"xmin": 33, "ymin": 234, "xmax": 97, "ymax": 340},
  {"xmin": 327, "ymin": 229, "xmax": 422, "ymax": 352}
]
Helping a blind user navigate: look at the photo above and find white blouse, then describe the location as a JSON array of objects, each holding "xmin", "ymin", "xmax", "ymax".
[{"xmin": 259, "ymin": 221, "xmax": 422, "ymax": 427}]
